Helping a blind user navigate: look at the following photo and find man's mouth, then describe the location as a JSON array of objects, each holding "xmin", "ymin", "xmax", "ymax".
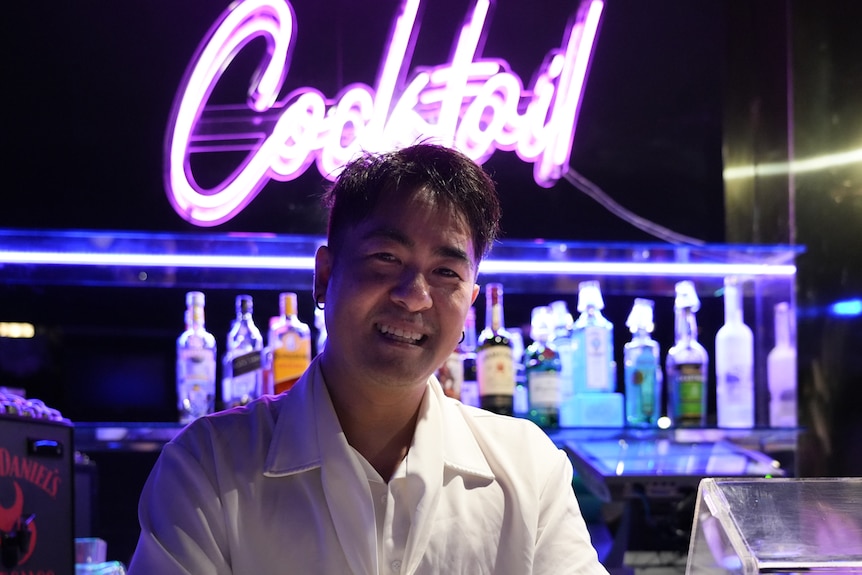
[{"xmin": 377, "ymin": 323, "xmax": 427, "ymax": 345}]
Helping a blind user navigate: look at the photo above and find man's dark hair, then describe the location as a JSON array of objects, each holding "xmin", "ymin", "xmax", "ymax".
[{"xmin": 323, "ymin": 143, "xmax": 501, "ymax": 262}]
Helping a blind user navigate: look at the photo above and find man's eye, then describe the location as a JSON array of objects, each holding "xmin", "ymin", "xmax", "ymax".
[
  {"xmin": 372, "ymin": 252, "xmax": 398, "ymax": 263},
  {"xmin": 436, "ymin": 267, "xmax": 462, "ymax": 279}
]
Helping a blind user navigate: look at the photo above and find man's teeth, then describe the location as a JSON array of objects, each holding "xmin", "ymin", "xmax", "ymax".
[{"xmin": 378, "ymin": 324, "xmax": 423, "ymax": 343}]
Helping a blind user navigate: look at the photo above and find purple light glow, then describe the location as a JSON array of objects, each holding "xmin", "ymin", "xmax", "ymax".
[{"xmin": 165, "ymin": 0, "xmax": 605, "ymax": 226}]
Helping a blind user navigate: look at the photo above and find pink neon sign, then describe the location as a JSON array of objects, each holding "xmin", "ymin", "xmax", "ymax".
[{"xmin": 166, "ymin": 0, "xmax": 604, "ymax": 226}]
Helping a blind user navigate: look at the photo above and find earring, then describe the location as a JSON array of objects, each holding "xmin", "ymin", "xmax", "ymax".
[
  {"xmin": 314, "ymin": 295, "xmax": 325, "ymax": 311},
  {"xmin": 459, "ymin": 331, "xmax": 465, "ymax": 344}
]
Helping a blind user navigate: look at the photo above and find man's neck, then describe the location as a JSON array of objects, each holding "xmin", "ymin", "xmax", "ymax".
[{"xmin": 321, "ymin": 363, "xmax": 427, "ymax": 481}]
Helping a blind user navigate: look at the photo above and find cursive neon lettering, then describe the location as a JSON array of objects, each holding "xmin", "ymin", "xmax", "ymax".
[{"xmin": 165, "ymin": 0, "xmax": 604, "ymax": 226}]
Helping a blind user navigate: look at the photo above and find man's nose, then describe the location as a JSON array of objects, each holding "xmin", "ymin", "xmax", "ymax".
[{"xmin": 391, "ymin": 269, "xmax": 432, "ymax": 311}]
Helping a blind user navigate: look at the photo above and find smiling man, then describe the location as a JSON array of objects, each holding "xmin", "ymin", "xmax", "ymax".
[{"xmin": 128, "ymin": 143, "xmax": 608, "ymax": 574}]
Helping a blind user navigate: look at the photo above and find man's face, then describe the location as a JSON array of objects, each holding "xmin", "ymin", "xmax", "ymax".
[{"xmin": 315, "ymin": 189, "xmax": 480, "ymax": 390}]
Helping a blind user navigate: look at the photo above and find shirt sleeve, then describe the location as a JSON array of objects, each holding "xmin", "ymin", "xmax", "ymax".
[
  {"xmin": 532, "ymin": 446, "xmax": 610, "ymax": 575},
  {"xmin": 126, "ymin": 435, "xmax": 232, "ymax": 575}
]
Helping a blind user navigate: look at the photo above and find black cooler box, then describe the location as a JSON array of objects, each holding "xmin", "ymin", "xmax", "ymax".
[{"xmin": 0, "ymin": 415, "xmax": 74, "ymax": 574}]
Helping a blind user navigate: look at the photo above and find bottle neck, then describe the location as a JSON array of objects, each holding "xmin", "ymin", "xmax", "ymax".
[
  {"xmin": 774, "ymin": 305, "xmax": 792, "ymax": 347},
  {"xmin": 189, "ymin": 305, "xmax": 206, "ymax": 330},
  {"xmin": 724, "ymin": 284, "xmax": 743, "ymax": 324},
  {"xmin": 675, "ymin": 308, "xmax": 698, "ymax": 343}
]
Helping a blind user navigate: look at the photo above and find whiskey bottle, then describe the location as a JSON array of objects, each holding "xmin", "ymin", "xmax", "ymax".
[
  {"xmin": 177, "ymin": 291, "xmax": 217, "ymax": 424},
  {"xmin": 666, "ymin": 281, "xmax": 708, "ymax": 427},
  {"xmin": 222, "ymin": 294, "xmax": 264, "ymax": 408},
  {"xmin": 477, "ymin": 283, "xmax": 515, "ymax": 415},
  {"xmin": 572, "ymin": 281, "xmax": 615, "ymax": 393},
  {"xmin": 268, "ymin": 292, "xmax": 311, "ymax": 394}
]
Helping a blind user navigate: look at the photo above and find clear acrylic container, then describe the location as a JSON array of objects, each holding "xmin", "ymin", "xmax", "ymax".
[{"xmin": 687, "ymin": 477, "xmax": 862, "ymax": 573}]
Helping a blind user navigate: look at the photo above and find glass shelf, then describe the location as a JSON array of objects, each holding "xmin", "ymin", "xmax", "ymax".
[{"xmin": 0, "ymin": 228, "xmax": 801, "ymax": 296}]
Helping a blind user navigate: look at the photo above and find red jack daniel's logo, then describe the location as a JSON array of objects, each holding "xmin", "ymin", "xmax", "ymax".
[{"xmin": 0, "ymin": 446, "xmax": 64, "ymax": 571}]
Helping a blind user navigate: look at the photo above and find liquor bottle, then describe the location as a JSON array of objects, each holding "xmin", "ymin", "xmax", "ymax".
[
  {"xmin": 767, "ymin": 301, "xmax": 798, "ymax": 427},
  {"xmin": 548, "ymin": 300, "xmax": 575, "ymax": 407},
  {"xmin": 268, "ymin": 292, "xmax": 311, "ymax": 394},
  {"xmin": 510, "ymin": 327, "xmax": 528, "ymax": 416},
  {"xmin": 222, "ymin": 294, "xmax": 264, "ymax": 409},
  {"xmin": 176, "ymin": 291, "xmax": 217, "ymax": 424},
  {"xmin": 624, "ymin": 298, "xmax": 662, "ymax": 427},
  {"xmin": 525, "ymin": 305, "xmax": 563, "ymax": 428},
  {"xmin": 715, "ymin": 277, "xmax": 755, "ymax": 428},
  {"xmin": 477, "ymin": 283, "xmax": 515, "ymax": 415},
  {"xmin": 459, "ymin": 307, "xmax": 480, "ymax": 408},
  {"xmin": 571, "ymin": 281, "xmax": 615, "ymax": 393},
  {"xmin": 666, "ymin": 281, "xmax": 709, "ymax": 427}
]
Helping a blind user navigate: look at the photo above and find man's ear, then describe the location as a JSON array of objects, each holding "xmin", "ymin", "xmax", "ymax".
[
  {"xmin": 471, "ymin": 283, "xmax": 480, "ymax": 305},
  {"xmin": 313, "ymin": 245, "xmax": 332, "ymax": 304}
]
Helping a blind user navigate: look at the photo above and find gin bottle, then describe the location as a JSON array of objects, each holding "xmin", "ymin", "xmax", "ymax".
[
  {"xmin": 177, "ymin": 291, "xmax": 217, "ymax": 424},
  {"xmin": 459, "ymin": 307, "xmax": 480, "ymax": 408},
  {"xmin": 624, "ymin": 298, "xmax": 662, "ymax": 427},
  {"xmin": 715, "ymin": 277, "xmax": 754, "ymax": 428},
  {"xmin": 268, "ymin": 292, "xmax": 311, "ymax": 394},
  {"xmin": 477, "ymin": 283, "xmax": 514, "ymax": 415},
  {"xmin": 767, "ymin": 301, "xmax": 797, "ymax": 427},
  {"xmin": 525, "ymin": 305, "xmax": 563, "ymax": 428},
  {"xmin": 571, "ymin": 281, "xmax": 615, "ymax": 393},
  {"xmin": 666, "ymin": 281, "xmax": 708, "ymax": 427},
  {"xmin": 548, "ymin": 300, "xmax": 575, "ymax": 406},
  {"xmin": 222, "ymin": 294, "xmax": 264, "ymax": 408}
]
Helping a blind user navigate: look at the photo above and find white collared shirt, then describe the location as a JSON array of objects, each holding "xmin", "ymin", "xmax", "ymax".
[{"xmin": 128, "ymin": 357, "xmax": 608, "ymax": 574}]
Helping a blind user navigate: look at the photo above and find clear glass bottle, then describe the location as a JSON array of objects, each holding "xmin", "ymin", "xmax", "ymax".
[
  {"xmin": 549, "ymin": 300, "xmax": 575, "ymax": 408},
  {"xmin": 477, "ymin": 283, "xmax": 515, "ymax": 415},
  {"xmin": 526, "ymin": 305, "xmax": 562, "ymax": 428},
  {"xmin": 176, "ymin": 291, "xmax": 217, "ymax": 424},
  {"xmin": 268, "ymin": 292, "xmax": 311, "ymax": 394},
  {"xmin": 624, "ymin": 298, "xmax": 662, "ymax": 427},
  {"xmin": 572, "ymin": 281, "xmax": 615, "ymax": 393},
  {"xmin": 666, "ymin": 281, "xmax": 709, "ymax": 427},
  {"xmin": 767, "ymin": 301, "xmax": 798, "ymax": 428},
  {"xmin": 222, "ymin": 294, "xmax": 264, "ymax": 409},
  {"xmin": 459, "ymin": 307, "xmax": 480, "ymax": 408},
  {"xmin": 715, "ymin": 277, "xmax": 755, "ymax": 428}
]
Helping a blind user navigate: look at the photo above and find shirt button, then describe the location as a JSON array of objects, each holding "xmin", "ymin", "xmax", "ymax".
[{"xmin": 391, "ymin": 559, "xmax": 402, "ymax": 571}]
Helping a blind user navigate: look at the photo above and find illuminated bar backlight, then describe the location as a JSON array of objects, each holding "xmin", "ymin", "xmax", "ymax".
[{"xmin": 0, "ymin": 249, "xmax": 796, "ymax": 278}]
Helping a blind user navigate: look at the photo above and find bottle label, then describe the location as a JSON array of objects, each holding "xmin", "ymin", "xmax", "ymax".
[
  {"xmin": 177, "ymin": 348, "xmax": 216, "ymax": 420},
  {"xmin": 676, "ymin": 363, "xmax": 704, "ymax": 419},
  {"xmin": 477, "ymin": 346, "xmax": 514, "ymax": 396},
  {"xmin": 178, "ymin": 348, "xmax": 216, "ymax": 384},
  {"xmin": 272, "ymin": 333, "xmax": 311, "ymax": 394},
  {"xmin": 584, "ymin": 326, "xmax": 611, "ymax": 391},
  {"xmin": 528, "ymin": 370, "xmax": 562, "ymax": 407},
  {"xmin": 634, "ymin": 350, "xmax": 656, "ymax": 415},
  {"xmin": 231, "ymin": 350, "xmax": 262, "ymax": 377},
  {"xmin": 436, "ymin": 351, "xmax": 464, "ymax": 399}
]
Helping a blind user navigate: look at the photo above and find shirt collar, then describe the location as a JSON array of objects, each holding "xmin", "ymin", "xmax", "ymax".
[{"xmin": 263, "ymin": 357, "xmax": 494, "ymax": 482}]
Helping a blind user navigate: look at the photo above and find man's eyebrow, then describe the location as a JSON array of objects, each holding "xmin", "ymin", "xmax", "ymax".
[{"xmin": 361, "ymin": 227, "xmax": 473, "ymax": 267}]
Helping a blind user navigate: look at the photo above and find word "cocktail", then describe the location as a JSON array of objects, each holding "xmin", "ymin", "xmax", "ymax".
[{"xmin": 166, "ymin": 0, "xmax": 604, "ymax": 226}]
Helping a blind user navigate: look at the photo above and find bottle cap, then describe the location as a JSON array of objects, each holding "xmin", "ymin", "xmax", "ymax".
[
  {"xmin": 186, "ymin": 291, "xmax": 205, "ymax": 307},
  {"xmin": 549, "ymin": 300, "xmax": 573, "ymax": 330},
  {"xmin": 530, "ymin": 306, "xmax": 553, "ymax": 341},
  {"xmin": 280, "ymin": 292, "xmax": 298, "ymax": 315},
  {"xmin": 236, "ymin": 294, "xmax": 253, "ymax": 314},
  {"xmin": 674, "ymin": 280, "xmax": 700, "ymax": 312},
  {"xmin": 626, "ymin": 298, "xmax": 655, "ymax": 333},
  {"xmin": 577, "ymin": 280, "xmax": 604, "ymax": 312}
]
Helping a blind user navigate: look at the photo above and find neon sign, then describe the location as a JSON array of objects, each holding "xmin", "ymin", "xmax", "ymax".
[{"xmin": 166, "ymin": 0, "xmax": 604, "ymax": 226}]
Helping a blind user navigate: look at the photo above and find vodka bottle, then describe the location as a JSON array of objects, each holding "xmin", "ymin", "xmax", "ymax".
[
  {"xmin": 624, "ymin": 298, "xmax": 662, "ymax": 427},
  {"xmin": 268, "ymin": 292, "xmax": 311, "ymax": 394},
  {"xmin": 666, "ymin": 281, "xmax": 708, "ymax": 427},
  {"xmin": 477, "ymin": 283, "xmax": 515, "ymax": 415},
  {"xmin": 572, "ymin": 281, "xmax": 615, "ymax": 393},
  {"xmin": 176, "ymin": 291, "xmax": 217, "ymax": 424},
  {"xmin": 525, "ymin": 305, "xmax": 563, "ymax": 428},
  {"xmin": 767, "ymin": 301, "xmax": 798, "ymax": 427},
  {"xmin": 549, "ymin": 300, "xmax": 575, "ymax": 406},
  {"xmin": 715, "ymin": 277, "xmax": 755, "ymax": 428},
  {"xmin": 222, "ymin": 294, "xmax": 264, "ymax": 408},
  {"xmin": 459, "ymin": 307, "xmax": 480, "ymax": 408},
  {"xmin": 510, "ymin": 327, "xmax": 528, "ymax": 416}
]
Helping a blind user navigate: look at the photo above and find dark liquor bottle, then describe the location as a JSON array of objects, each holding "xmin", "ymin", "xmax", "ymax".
[
  {"xmin": 459, "ymin": 307, "xmax": 480, "ymax": 407},
  {"xmin": 477, "ymin": 283, "xmax": 515, "ymax": 415},
  {"xmin": 525, "ymin": 305, "xmax": 563, "ymax": 428},
  {"xmin": 222, "ymin": 295, "xmax": 264, "ymax": 408}
]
